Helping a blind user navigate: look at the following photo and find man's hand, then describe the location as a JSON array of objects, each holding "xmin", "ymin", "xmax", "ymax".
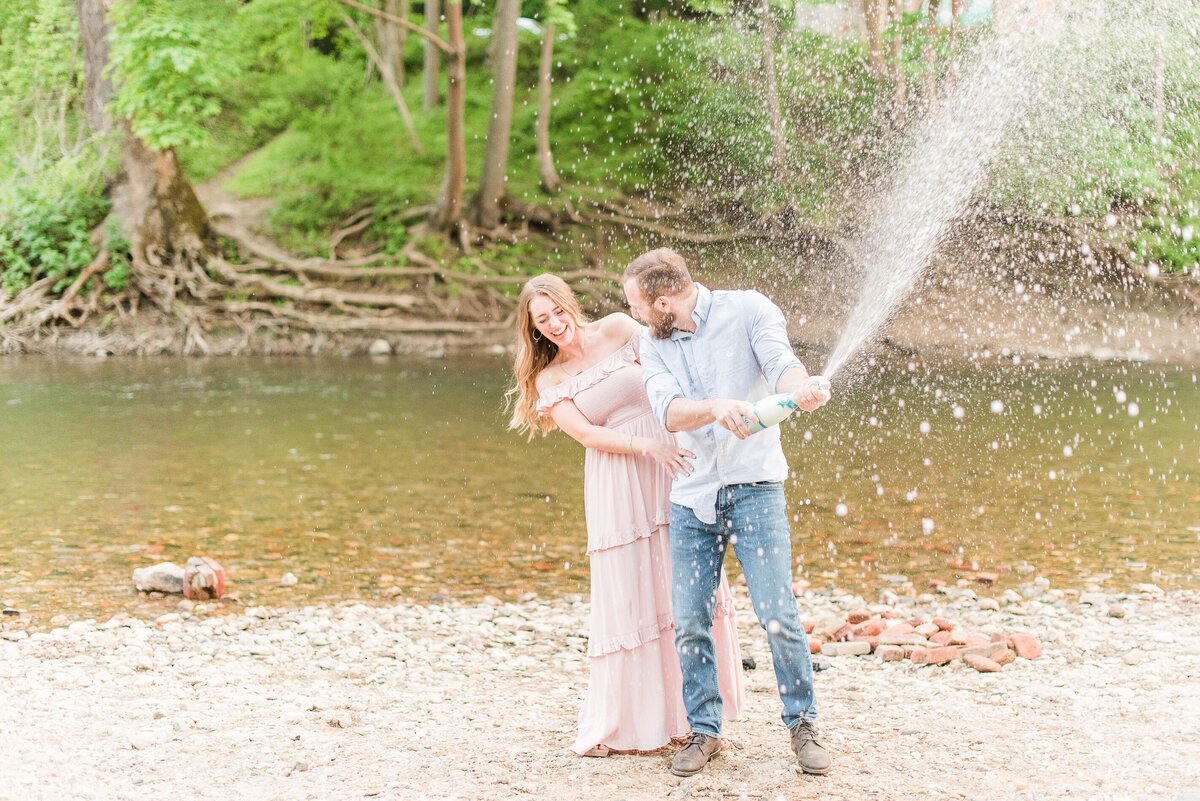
[
  {"xmin": 792, "ymin": 375, "xmax": 832, "ymax": 413},
  {"xmin": 709, "ymin": 398, "xmax": 757, "ymax": 440}
]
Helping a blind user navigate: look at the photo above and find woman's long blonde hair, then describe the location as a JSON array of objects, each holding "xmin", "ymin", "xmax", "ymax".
[{"xmin": 506, "ymin": 274, "xmax": 587, "ymax": 438}]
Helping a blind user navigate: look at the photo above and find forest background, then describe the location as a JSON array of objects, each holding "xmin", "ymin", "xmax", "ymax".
[{"xmin": 1, "ymin": 0, "xmax": 1197, "ymax": 353}]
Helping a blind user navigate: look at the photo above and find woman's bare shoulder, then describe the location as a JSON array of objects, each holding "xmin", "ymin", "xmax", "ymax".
[{"xmin": 598, "ymin": 312, "xmax": 641, "ymax": 341}]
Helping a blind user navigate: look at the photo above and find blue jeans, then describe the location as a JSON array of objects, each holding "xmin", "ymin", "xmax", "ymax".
[{"xmin": 670, "ymin": 481, "xmax": 816, "ymax": 736}]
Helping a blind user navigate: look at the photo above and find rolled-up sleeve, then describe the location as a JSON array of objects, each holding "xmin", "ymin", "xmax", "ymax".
[
  {"xmin": 746, "ymin": 291, "xmax": 804, "ymax": 393},
  {"xmin": 639, "ymin": 332, "xmax": 684, "ymax": 429}
]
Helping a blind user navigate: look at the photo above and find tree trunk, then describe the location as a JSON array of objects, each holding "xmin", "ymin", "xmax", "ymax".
[
  {"xmin": 760, "ymin": 0, "xmax": 788, "ymax": 170},
  {"xmin": 889, "ymin": 0, "xmax": 906, "ymax": 124},
  {"xmin": 110, "ymin": 126, "xmax": 211, "ymax": 259},
  {"xmin": 1152, "ymin": 13, "xmax": 1166, "ymax": 137},
  {"xmin": 423, "ymin": 0, "xmax": 441, "ymax": 109},
  {"xmin": 861, "ymin": 0, "xmax": 887, "ymax": 80},
  {"xmin": 374, "ymin": 0, "xmax": 406, "ymax": 87},
  {"xmin": 430, "ymin": 0, "xmax": 466, "ymax": 231},
  {"xmin": 922, "ymin": 0, "xmax": 937, "ymax": 106},
  {"xmin": 344, "ymin": 13, "xmax": 422, "ymax": 151},
  {"xmin": 536, "ymin": 23, "xmax": 562, "ymax": 194},
  {"xmin": 469, "ymin": 0, "xmax": 521, "ymax": 230},
  {"xmin": 76, "ymin": 0, "xmax": 209, "ymax": 262},
  {"xmin": 75, "ymin": 0, "xmax": 114, "ymax": 134}
]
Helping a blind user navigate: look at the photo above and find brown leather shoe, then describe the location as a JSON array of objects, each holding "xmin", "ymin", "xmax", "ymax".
[
  {"xmin": 790, "ymin": 721, "xmax": 830, "ymax": 775},
  {"xmin": 670, "ymin": 732, "xmax": 722, "ymax": 777}
]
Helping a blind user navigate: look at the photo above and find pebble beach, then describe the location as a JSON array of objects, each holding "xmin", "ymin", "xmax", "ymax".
[{"xmin": 2, "ymin": 584, "xmax": 1199, "ymax": 801}]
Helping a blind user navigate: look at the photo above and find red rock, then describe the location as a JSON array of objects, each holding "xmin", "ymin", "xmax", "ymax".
[
  {"xmin": 848, "ymin": 609, "xmax": 872, "ymax": 625},
  {"xmin": 961, "ymin": 633, "xmax": 991, "ymax": 650},
  {"xmin": 932, "ymin": 617, "xmax": 954, "ymax": 631},
  {"xmin": 992, "ymin": 648, "xmax": 1015, "ymax": 666},
  {"xmin": 832, "ymin": 624, "xmax": 853, "ymax": 642},
  {"xmin": 802, "ymin": 619, "xmax": 817, "ymax": 634},
  {"xmin": 963, "ymin": 654, "xmax": 1003, "ymax": 673},
  {"xmin": 876, "ymin": 644, "xmax": 905, "ymax": 662},
  {"xmin": 990, "ymin": 632, "xmax": 1010, "ymax": 644},
  {"xmin": 881, "ymin": 623, "xmax": 916, "ymax": 637},
  {"xmin": 974, "ymin": 572, "xmax": 1000, "ymax": 585},
  {"xmin": 928, "ymin": 578, "xmax": 947, "ymax": 589},
  {"xmin": 1010, "ymin": 633, "xmax": 1042, "ymax": 660},
  {"xmin": 907, "ymin": 647, "xmax": 928, "ymax": 663},
  {"xmin": 809, "ymin": 637, "xmax": 823, "ymax": 654},
  {"xmin": 879, "ymin": 610, "xmax": 897, "ymax": 619},
  {"xmin": 930, "ymin": 631, "xmax": 953, "ymax": 646},
  {"xmin": 907, "ymin": 616, "xmax": 928, "ymax": 627},
  {"xmin": 183, "ymin": 556, "xmax": 226, "ymax": 600},
  {"xmin": 852, "ymin": 635, "xmax": 880, "ymax": 652},
  {"xmin": 852, "ymin": 619, "xmax": 888, "ymax": 637},
  {"xmin": 910, "ymin": 646, "xmax": 959, "ymax": 666}
]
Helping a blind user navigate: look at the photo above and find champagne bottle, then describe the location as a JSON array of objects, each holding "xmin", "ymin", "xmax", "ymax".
[{"xmin": 745, "ymin": 393, "xmax": 799, "ymax": 432}]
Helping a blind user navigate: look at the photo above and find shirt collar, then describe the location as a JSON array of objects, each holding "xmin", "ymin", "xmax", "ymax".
[{"xmin": 671, "ymin": 283, "xmax": 711, "ymax": 341}]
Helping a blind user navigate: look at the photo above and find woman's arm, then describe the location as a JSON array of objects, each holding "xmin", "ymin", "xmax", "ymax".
[{"xmin": 547, "ymin": 397, "xmax": 694, "ymax": 479}]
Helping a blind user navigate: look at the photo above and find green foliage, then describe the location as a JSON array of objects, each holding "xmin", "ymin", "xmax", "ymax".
[
  {"xmin": 0, "ymin": 152, "xmax": 110, "ymax": 294},
  {"xmin": 107, "ymin": 0, "xmax": 239, "ymax": 150}
]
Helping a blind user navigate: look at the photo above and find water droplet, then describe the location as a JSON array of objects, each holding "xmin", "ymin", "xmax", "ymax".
[
  {"xmin": 835, "ymin": 503, "xmax": 848, "ymax": 517},
  {"xmin": 990, "ymin": 400, "xmax": 1005, "ymax": 414}
]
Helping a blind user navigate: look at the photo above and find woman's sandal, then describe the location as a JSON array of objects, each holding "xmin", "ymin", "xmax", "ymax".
[{"xmin": 581, "ymin": 745, "xmax": 611, "ymax": 758}]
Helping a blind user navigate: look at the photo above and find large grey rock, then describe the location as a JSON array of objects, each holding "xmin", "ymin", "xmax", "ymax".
[{"xmin": 133, "ymin": 562, "xmax": 184, "ymax": 594}]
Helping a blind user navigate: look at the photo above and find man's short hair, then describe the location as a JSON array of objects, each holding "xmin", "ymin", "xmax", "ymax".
[{"xmin": 623, "ymin": 248, "xmax": 692, "ymax": 301}]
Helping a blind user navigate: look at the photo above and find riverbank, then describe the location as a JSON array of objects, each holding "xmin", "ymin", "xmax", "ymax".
[{"xmin": 3, "ymin": 586, "xmax": 1198, "ymax": 801}]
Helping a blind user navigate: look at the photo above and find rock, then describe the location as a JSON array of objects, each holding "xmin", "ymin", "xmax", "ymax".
[
  {"xmin": 915, "ymin": 623, "xmax": 940, "ymax": 638},
  {"xmin": 973, "ymin": 572, "xmax": 999, "ymax": 585},
  {"xmin": 1001, "ymin": 589, "xmax": 1023, "ymax": 604},
  {"xmin": 368, "ymin": 339, "xmax": 393, "ymax": 356},
  {"xmin": 801, "ymin": 619, "xmax": 816, "ymax": 634},
  {"xmin": 1107, "ymin": 603, "xmax": 1127, "ymax": 619},
  {"xmin": 742, "ymin": 656, "xmax": 756, "ymax": 671},
  {"xmin": 49, "ymin": 614, "xmax": 69, "ymax": 627},
  {"xmin": 852, "ymin": 619, "xmax": 887, "ymax": 637},
  {"xmin": 280, "ymin": 572, "xmax": 299, "ymax": 587},
  {"xmin": 910, "ymin": 646, "xmax": 959, "ymax": 666},
  {"xmin": 963, "ymin": 654, "xmax": 1003, "ymax": 673},
  {"xmin": 876, "ymin": 644, "xmax": 905, "ymax": 662},
  {"xmin": 808, "ymin": 637, "xmax": 823, "ymax": 654},
  {"xmin": 847, "ymin": 610, "xmax": 872, "ymax": 625},
  {"xmin": 959, "ymin": 642, "xmax": 1005, "ymax": 659},
  {"xmin": 1, "ymin": 608, "xmax": 19, "ymax": 617},
  {"xmin": 133, "ymin": 562, "xmax": 184, "ymax": 594},
  {"xmin": 991, "ymin": 648, "xmax": 1015, "ymax": 666},
  {"xmin": 1080, "ymin": 592, "xmax": 1108, "ymax": 606},
  {"xmin": 813, "ymin": 615, "xmax": 846, "ymax": 640},
  {"xmin": 811, "ymin": 657, "xmax": 831, "ymax": 672},
  {"xmin": 821, "ymin": 641, "xmax": 871, "ymax": 657},
  {"xmin": 1, "ymin": 630, "xmax": 28, "ymax": 642},
  {"xmin": 930, "ymin": 631, "xmax": 953, "ymax": 646},
  {"xmin": 1009, "ymin": 633, "xmax": 1042, "ymax": 660},
  {"xmin": 183, "ymin": 556, "xmax": 226, "ymax": 600},
  {"xmin": 978, "ymin": 598, "xmax": 1000, "ymax": 611},
  {"xmin": 1122, "ymin": 651, "xmax": 1144, "ymax": 666}
]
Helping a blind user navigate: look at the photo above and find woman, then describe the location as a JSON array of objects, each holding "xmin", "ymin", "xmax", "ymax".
[{"xmin": 507, "ymin": 274, "xmax": 745, "ymax": 756}]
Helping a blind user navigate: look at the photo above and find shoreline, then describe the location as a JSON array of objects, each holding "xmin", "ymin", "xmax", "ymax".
[{"xmin": 3, "ymin": 587, "xmax": 1198, "ymax": 800}]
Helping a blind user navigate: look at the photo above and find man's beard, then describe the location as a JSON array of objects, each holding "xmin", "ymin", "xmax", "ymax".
[{"xmin": 648, "ymin": 309, "xmax": 676, "ymax": 339}]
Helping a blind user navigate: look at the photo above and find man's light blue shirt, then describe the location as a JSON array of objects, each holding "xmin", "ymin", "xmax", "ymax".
[{"xmin": 639, "ymin": 283, "xmax": 805, "ymax": 524}]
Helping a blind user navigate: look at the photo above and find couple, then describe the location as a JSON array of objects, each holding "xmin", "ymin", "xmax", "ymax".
[{"xmin": 507, "ymin": 248, "xmax": 834, "ymax": 778}]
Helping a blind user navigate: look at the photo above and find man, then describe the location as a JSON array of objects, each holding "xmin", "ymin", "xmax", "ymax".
[{"xmin": 621, "ymin": 248, "xmax": 833, "ymax": 778}]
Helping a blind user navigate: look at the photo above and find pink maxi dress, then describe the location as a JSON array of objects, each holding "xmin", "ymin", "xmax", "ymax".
[{"xmin": 536, "ymin": 335, "xmax": 746, "ymax": 755}]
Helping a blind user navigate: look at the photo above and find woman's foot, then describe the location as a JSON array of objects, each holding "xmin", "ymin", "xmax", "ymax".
[{"xmin": 581, "ymin": 744, "xmax": 611, "ymax": 758}]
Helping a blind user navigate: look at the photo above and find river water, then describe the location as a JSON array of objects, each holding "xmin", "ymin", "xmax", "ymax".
[{"xmin": 0, "ymin": 353, "xmax": 1196, "ymax": 622}]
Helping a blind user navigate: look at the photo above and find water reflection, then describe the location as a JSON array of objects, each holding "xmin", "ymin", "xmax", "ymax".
[{"xmin": 0, "ymin": 355, "xmax": 1195, "ymax": 622}]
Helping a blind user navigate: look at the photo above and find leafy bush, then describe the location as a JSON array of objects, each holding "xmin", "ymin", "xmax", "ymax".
[{"xmin": 0, "ymin": 154, "xmax": 110, "ymax": 294}]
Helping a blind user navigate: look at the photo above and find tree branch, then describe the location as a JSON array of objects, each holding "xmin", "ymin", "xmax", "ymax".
[
  {"xmin": 341, "ymin": 13, "xmax": 422, "ymax": 153},
  {"xmin": 338, "ymin": 0, "xmax": 453, "ymax": 54}
]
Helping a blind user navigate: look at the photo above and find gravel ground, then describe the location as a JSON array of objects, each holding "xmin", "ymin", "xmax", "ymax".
[{"xmin": 2, "ymin": 586, "xmax": 1199, "ymax": 801}]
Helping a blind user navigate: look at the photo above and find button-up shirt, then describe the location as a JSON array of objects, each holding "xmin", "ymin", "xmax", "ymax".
[{"xmin": 639, "ymin": 283, "xmax": 805, "ymax": 524}]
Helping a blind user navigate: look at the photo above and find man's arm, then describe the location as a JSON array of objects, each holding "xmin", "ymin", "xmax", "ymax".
[
  {"xmin": 747, "ymin": 292, "xmax": 830, "ymax": 413},
  {"xmin": 641, "ymin": 335, "xmax": 757, "ymax": 438}
]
